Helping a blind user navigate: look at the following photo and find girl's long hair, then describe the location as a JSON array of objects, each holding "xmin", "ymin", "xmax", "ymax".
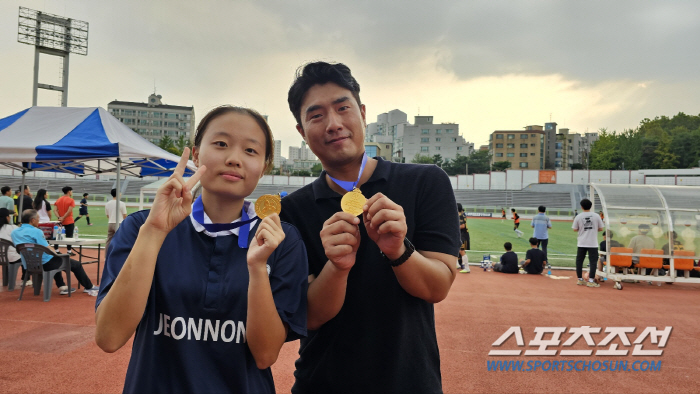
[{"xmin": 33, "ymin": 189, "xmax": 48, "ymax": 211}]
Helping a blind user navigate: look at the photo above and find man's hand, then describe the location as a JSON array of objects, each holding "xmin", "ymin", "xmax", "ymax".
[
  {"xmin": 362, "ymin": 192, "xmax": 407, "ymax": 261},
  {"xmin": 321, "ymin": 212, "xmax": 361, "ymax": 271}
]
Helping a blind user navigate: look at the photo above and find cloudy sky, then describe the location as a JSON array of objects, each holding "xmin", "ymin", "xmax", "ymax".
[{"xmin": 1, "ymin": 0, "xmax": 699, "ymax": 155}]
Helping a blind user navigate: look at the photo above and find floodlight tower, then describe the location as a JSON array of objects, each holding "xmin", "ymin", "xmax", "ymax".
[{"xmin": 17, "ymin": 7, "xmax": 88, "ymax": 107}]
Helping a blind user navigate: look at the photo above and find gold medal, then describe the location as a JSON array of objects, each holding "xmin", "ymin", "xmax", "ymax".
[
  {"xmin": 341, "ymin": 188, "xmax": 366, "ymax": 217},
  {"xmin": 255, "ymin": 194, "xmax": 281, "ymax": 219}
]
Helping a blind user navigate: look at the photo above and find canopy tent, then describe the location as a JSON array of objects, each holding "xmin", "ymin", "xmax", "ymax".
[
  {"xmin": 592, "ymin": 184, "xmax": 700, "ymax": 288},
  {"xmin": 0, "ymin": 106, "xmax": 193, "ymax": 222}
]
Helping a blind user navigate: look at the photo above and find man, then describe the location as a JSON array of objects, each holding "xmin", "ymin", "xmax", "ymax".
[
  {"xmin": 11, "ymin": 209, "xmax": 99, "ymax": 296},
  {"xmin": 572, "ymin": 198, "xmax": 604, "ymax": 288},
  {"xmin": 531, "ymin": 205, "xmax": 552, "ymax": 268},
  {"xmin": 13, "ymin": 189, "xmax": 21, "ymax": 224},
  {"xmin": 598, "ymin": 230, "xmax": 622, "ymax": 278},
  {"xmin": 75, "ymin": 192, "xmax": 93, "ymax": 225},
  {"xmin": 53, "ymin": 186, "xmax": 77, "ymax": 255},
  {"xmin": 628, "ymin": 224, "xmax": 655, "ymax": 266},
  {"xmin": 0, "ymin": 186, "xmax": 15, "ymax": 218},
  {"xmin": 457, "ymin": 203, "xmax": 470, "ymax": 273},
  {"xmin": 511, "ymin": 208, "xmax": 523, "ymax": 237},
  {"xmin": 15, "ymin": 186, "xmax": 33, "ymax": 225},
  {"xmin": 281, "ymin": 62, "xmax": 460, "ymax": 394},
  {"xmin": 521, "ymin": 237, "xmax": 546, "ymax": 275},
  {"xmin": 105, "ymin": 188, "xmax": 127, "ymax": 252},
  {"xmin": 493, "ymin": 242, "xmax": 518, "ymax": 274}
]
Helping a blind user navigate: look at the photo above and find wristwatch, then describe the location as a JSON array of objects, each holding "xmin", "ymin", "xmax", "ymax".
[{"xmin": 381, "ymin": 238, "xmax": 415, "ymax": 267}]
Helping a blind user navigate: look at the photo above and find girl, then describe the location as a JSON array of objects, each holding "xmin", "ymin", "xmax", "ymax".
[
  {"xmin": 95, "ymin": 106, "xmax": 308, "ymax": 394},
  {"xmin": 32, "ymin": 189, "xmax": 52, "ymax": 223}
]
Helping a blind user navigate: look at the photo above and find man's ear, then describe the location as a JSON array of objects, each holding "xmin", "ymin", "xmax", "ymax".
[{"xmin": 296, "ymin": 124, "xmax": 306, "ymax": 140}]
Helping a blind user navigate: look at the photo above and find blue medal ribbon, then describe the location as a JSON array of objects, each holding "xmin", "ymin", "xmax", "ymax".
[
  {"xmin": 327, "ymin": 152, "xmax": 368, "ymax": 192},
  {"xmin": 191, "ymin": 195, "xmax": 257, "ymax": 248}
]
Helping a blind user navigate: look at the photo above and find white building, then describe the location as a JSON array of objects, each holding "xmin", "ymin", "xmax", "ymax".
[
  {"xmin": 273, "ymin": 139, "xmax": 283, "ymax": 169},
  {"xmin": 108, "ymin": 94, "xmax": 194, "ymax": 145},
  {"xmin": 400, "ymin": 116, "xmax": 473, "ymax": 163},
  {"xmin": 288, "ymin": 141, "xmax": 316, "ymax": 162}
]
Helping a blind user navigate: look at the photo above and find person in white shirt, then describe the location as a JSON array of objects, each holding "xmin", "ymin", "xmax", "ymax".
[
  {"xmin": 105, "ymin": 188, "xmax": 127, "ymax": 252},
  {"xmin": 0, "ymin": 207, "xmax": 28, "ymax": 285},
  {"xmin": 572, "ymin": 198, "xmax": 604, "ymax": 288}
]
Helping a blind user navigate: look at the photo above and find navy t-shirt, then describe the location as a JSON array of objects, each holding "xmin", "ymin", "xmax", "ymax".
[
  {"xmin": 499, "ymin": 251, "xmax": 519, "ymax": 273},
  {"xmin": 281, "ymin": 158, "xmax": 460, "ymax": 394},
  {"xmin": 524, "ymin": 248, "xmax": 545, "ymax": 274},
  {"xmin": 96, "ymin": 210, "xmax": 308, "ymax": 394}
]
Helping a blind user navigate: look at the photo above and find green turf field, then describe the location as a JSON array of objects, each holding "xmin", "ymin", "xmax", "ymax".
[
  {"xmin": 464, "ymin": 217, "xmax": 581, "ymax": 268},
  {"xmin": 63, "ymin": 206, "xmax": 141, "ymax": 239}
]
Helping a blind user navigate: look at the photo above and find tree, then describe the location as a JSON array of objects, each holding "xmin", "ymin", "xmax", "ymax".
[
  {"xmin": 570, "ymin": 163, "xmax": 585, "ymax": 170},
  {"xmin": 411, "ymin": 154, "xmax": 434, "ymax": 164},
  {"xmin": 291, "ymin": 170, "xmax": 311, "ymax": 176},
  {"xmin": 158, "ymin": 135, "xmax": 180, "ymax": 156},
  {"xmin": 491, "ymin": 161, "xmax": 511, "ymax": 172},
  {"xmin": 431, "ymin": 154, "xmax": 443, "ymax": 168},
  {"xmin": 175, "ymin": 135, "xmax": 189, "ymax": 156},
  {"xmin": 310, "ymin": 163, "xmax": 323, "ymax": 176}
]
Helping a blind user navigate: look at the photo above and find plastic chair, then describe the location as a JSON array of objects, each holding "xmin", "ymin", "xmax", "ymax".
[
  {"xmin": 609, "ymin": 247, "xmax": 633, "ymax": 272},
  {"xmin": 663, "ymin": 250, "xmax": 696, "ymax": 278},
  {"xmin": 637, "ymin": 248, "xmax": 664, "ymax": 277},
  {"xmin": 15, "ymin": 243, "xmax": 71, "ymax": 302},
  {"xmin": 1, "ymin": 239, "xmax": 23, "ymax": 290}
]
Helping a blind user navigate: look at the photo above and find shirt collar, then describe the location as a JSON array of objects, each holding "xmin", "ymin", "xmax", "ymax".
[
  {"xmin": 189, "ymin": 200, "xmax": 258, "ymax": 238},
  {"xmin": 311, "ymin": 156, "xmax": 389, "ymax": 201}
]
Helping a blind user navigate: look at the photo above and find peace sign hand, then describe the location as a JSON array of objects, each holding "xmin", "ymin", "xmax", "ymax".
[{"xmin": 144, "ymin": 148, "xmax": 206, "ymax": 236}]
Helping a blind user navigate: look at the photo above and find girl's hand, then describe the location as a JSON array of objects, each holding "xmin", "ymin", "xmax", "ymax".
[
  {"xmin": 143, "ymin": 148, "xmax": 206, "ymax": 235},
  {"xmin": 247, "ymin": 214, "xmax": 285, "ymax": 268}
]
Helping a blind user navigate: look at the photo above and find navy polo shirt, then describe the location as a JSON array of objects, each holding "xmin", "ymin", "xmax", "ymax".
[
  {"xmin": 96, "ymin": 209, "xmax": 308, "ymax": 394},
  {"xmin": 281, "ymin": 157, "xmax": 460, "ymax": 394}
]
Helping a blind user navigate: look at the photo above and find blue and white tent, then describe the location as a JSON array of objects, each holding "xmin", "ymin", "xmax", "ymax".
[
  {"xmin": 0, "ymin": 106, "xmax": 191, "ymax": 177},
  {"xmin": 0, "ymin": 106, "xmax": 194, "ymax": 218}
]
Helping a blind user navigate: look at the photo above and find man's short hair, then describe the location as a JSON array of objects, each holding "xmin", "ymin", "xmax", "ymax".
[
  {"xmin": 1, "ymin": 186, "xmax": 11, "ymax": 195},
  {"xmin": 287, "ymin": 62, "xmax": 362, "ymax": 127},
  {"xmin": 606, "ymin": 230, "xmax": 614, "ymax": 239},
  {"xmin": 62, "ymin": 186, "xmax": 72, "ymax": 194},
  {"xmin": 511, "ymin": 208, "xmax": 515, "ymax": 212},
  {"xmin": 538, "ymin": 205, "xmax": 546, "ymax": 213},
  {"xmin": 457, "ymin": 203, "xmax": 463, "ymax": 212},
  {"xmin": 83, "ymin": 193, "xmax": 89, "ymax": 197},
  {"xmin": 21, "ymin": 209, "xmax": 38, "ymax": 224},
  {"xmin": 529, "ymin": 237, "xmax": 538, "ymax": 246},
  {"xmin": 580, "ymin": 198, "xmax": 592, "ymax": 210},
  {"xmin": 504, "ymin": 242, "xmax": 512, "ymax": 251},
  {"xmin": 111, "ymin": 188, "xmax": 117, "ymax": 197},
  {"xmin": 639, "ymin": 224, "xmax": 650, "ymax": 233}
]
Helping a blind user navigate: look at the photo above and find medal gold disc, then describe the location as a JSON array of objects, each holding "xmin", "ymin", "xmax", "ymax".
[
  {"xmin": 341, "ymin": 188, "xmax": 366, "ymax": 216},
  {"xmin": 255, "ymin": 194, "xmax": 281, "ymax": 219}
]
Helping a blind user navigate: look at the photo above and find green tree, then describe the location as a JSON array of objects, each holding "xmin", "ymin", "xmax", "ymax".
[
  {"xmin": 411, "ymin": 154, "xmax": 434, "ymax": 164},
  {"xmin": 432, "ymin": 154, "xmax": 443, "ymax": 168},
  {"xmin": 291, "ymin": 170, "xmax": 311, "ymax": 176},
  {"xmin": 570, "ymin": 163, "xmax": 585, "ymax": 170},
  {"xmin": 491, "ymin": 161, "xmax": 511, "ymax": 172},
  {"xmin": 175, "ymin": 135, "xmax": 190, "ymax": 156},
  {"xmin": 310, "ymin": 163, "xmax": 323, "ymax": 176}
]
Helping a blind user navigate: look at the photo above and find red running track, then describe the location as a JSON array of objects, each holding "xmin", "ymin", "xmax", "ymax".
[{"xmin": 1, "ymin": 250, "xmax": 698, "ymax": 393}]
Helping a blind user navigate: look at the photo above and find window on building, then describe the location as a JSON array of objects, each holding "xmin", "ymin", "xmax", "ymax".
[
  {"xmin": 520, "ymin": 143, "xmax": 528, "ymax": 148},
  {"xmin": 555, "ymin": 152, "xmax": 563, "ymax": 158},
  {"xmin": 420, "ymin": 146, "xmax": 429, "ymax": 152},
  {"xmin": 496, "ymin": 143, "xmax": 503, "ymax": 148},
  {"xmin": 530, "ymin": 153, "xmax": 535, "ymax": 156},
  {"xmin": 446, "ymin": 129, "xmax": 454, "ymax": 134},
  {"xmin": 520, "ymin": 134, "xmax": 528, "ymax": 139},
  {"xmin": 496, "ymin": 134, "xmax": 503, "ymax": 139},
  {"xmin": 531, "ymin": 134, "xmax": 536, "ymax": 137},
  {"xmin": 436, "ymin": 129, "xmax": 442, "ymax": 134},
  {"xmin": 555, "ymin": 142, "xmax": 563, "ymax": 149},
  {"xmin": 451, "ymin": 138, "xmax": 457, "ymax": 142},
  {"xmin": 123, "ymin": 110, "xmax": 135, "ymax": 116},
  {"xmin": 421, "ymin": 137, "xmax": 429, "ymax": 142},
  {"xmin": 555, "ymin": 161, "xmax": 561, "ymax": 167},
  {"xmin": 520, "ymin": 153, "xmax": 527, "ymax": 157},
  {"xmin": 435, "ymin": 137, "xmax": 441, "ymax": 142},
  {"xmin": 435, "ymin": 146, "xmax": 441, "ymax": 151},
  {"xmin": 496, "ymin": 153, "xmax": 503, "ymax": 157},
  {"xmin": 530, "ymin": 143, "xmax": 536, "ymax": 147},
  {"xmin": 507, "ymin": 143, "xmax": 514, "ymax": 148},
  {"xmin": 153, "ymin": 112, "xmax": 162, "ymax": 118},
  {"xmin": 507, "ymin": 153, "xmax": 515, "ymax": 157},
  {"xmin": 519, "ymin": 162, "xmax": 528, "ymax": 168},
  {"xmin": 457, "ymin": 146, "xmax": 463, "ymax": 150},
  {"xmin": 421, "ymin": 129, "xmax": 430, "ymax": 134},
  {"xmin": 366, "ymin": 146, "xmax": 378, "ymax": 157},
  {"xmin": 507, "ymin": 134, "xmax": 515, "ymax": 139},
  {"xmin": 138, "ymin": 111, "xmax": 149, "ymax": 117}
]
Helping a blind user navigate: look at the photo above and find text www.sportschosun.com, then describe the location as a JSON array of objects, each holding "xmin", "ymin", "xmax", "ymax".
[{"xmin": 487, "ymin": 360, "xmax": 661, "ymax": 372}]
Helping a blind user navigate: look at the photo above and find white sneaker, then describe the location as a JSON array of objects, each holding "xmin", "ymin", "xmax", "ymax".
[
  {"xmin": 85, "ymin": 289, "xmax": 99, "ymax": 297},
  {"xmin": 59, "ymin": 286, "xmax": 76, "ymax": 295},
  {"xmin": 25, "ymin": 279, "xmax": 33, "ymax": 287},
  {"xmin": 83, "ymin": 286, "xmax": 99, "ymax": 293}
]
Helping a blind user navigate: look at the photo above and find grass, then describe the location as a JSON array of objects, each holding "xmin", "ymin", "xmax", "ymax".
[
  {"xmin": 58, "ymin": 206, "xmax": 142, "ymax": 238},
  {"xmin": 464, "ymin": 217, "xmax": 581, "ymax": 268}
]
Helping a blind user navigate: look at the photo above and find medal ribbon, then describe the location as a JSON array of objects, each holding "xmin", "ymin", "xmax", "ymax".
[
  {"xmin": 192, "ymin": 195, "xmax": 257, "ymax": 248},
  {"xmin": 327, "ymin": 152, "xmax": 368, "ymax": 192}
]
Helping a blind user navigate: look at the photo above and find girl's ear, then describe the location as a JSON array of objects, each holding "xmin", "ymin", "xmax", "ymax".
[{"xmin": 192, "ymin": 146, "xmax": 200, "ymax": 167}]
